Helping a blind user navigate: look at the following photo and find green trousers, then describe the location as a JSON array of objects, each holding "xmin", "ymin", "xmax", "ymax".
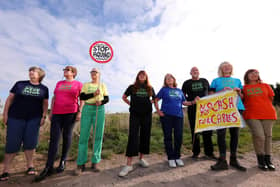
[{"xmin": 77, "ymin": 104, "xmax": 105, "ymax": 165}]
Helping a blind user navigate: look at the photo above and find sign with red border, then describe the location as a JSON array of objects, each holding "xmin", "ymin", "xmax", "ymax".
[{"xmin": 89, "ymin": 41, "xmax": 113, "ymax": 63}]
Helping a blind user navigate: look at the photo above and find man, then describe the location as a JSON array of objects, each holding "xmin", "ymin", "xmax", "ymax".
[{"xmin": 182, "ymin": 67, "xmax": 215, "ymax": 159}]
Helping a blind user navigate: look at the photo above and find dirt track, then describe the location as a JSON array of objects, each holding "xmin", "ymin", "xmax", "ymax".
[{"xmin": 1, "ymin": 147, "xmax": 280, "ymax": 187}]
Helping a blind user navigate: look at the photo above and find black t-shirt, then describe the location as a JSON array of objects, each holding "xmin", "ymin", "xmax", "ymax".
[
  {"xmin": 8, "ymin": 80, "xmax": 49, "ymax": 119},
  {"xmin": 124, "ymin": 84, "xmax": 156, "ymax": 115},
  {"xmin": 182, "ymin": 78, "xmax": 210, "ymax": 101}
]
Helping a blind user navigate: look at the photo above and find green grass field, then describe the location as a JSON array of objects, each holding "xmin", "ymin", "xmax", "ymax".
[{"xmin": 0, "ymin": 110, "xmax": 280, "ymax": 162}]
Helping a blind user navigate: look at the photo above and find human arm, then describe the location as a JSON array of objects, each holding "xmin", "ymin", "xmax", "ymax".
[
  {"xmin": 2, "ymin": 93, "xmax": 15, "ymax": 125},
  {"xmin": 122, "ymin": 94, "xmax": 130, "ymax": 105},
  {"xmin": 40, "ymin": 99, "xmax": 48, "ymax": 126}
]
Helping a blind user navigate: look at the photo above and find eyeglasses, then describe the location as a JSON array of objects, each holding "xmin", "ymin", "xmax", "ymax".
[
  {"xmin": 90, "ymin": 71, "xmax": 98, "ymax": 74},
  {"xmin": 251, "ymin": 71, "xmax": 259, "ymax": 75},
  {"xmin": 63, "ymin": 68, "xmax": 72, "ymax": 72}
]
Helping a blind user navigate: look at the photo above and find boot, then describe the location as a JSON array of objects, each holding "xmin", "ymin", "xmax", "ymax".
[
  {"xmin": 230, "ymin": 156, "xmax": 247, "ymax": 172},
  {"xmin": 91, "ymin": 163, "xmax": 101, "ymax": 172},
  {"xmin": 211, "ymin": 158, "xmax": 228, "ymax": 171},
  {"xmin": 264, "ymin": 155, "xmax": 276, "ymax": 171},
  {"xmin": 257, "ymin": 154, "xmax": 268, "ymax": 171},
  {"xmin": 34, "ymin": 167, "xmax": 54, "ymax": 182},
  {"xmin": 56, "ymin": 160, "xmax": 66, "ymax": 173}
]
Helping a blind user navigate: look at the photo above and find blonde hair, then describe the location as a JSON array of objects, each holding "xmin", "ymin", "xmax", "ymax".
[
  {"xmin": 163, "ymin": 73, "xmax": 177, "ymax": 87},
  {"xmin": 218, "ymin": 61, "xmax": 233, "ymax": 77},
  {"xmin": 29, "ymin": 66, "xmax": 45, "ymax": 82}
]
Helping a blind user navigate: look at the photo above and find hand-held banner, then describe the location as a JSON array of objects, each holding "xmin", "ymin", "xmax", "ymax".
[{"xmin": 195, "ymin": 90, "xmax": 245, "ymax": 133}]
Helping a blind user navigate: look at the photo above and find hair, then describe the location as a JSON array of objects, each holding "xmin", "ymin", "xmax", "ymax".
[
  {"xmin": 29, "ymin": 66, "xmax": 45, "ymax": 83},
  {"xmin": 244, "ymin": 69, "xmax": 262, "ymax": 85},
  {"xmin": 164, "ymin": 73, "xmax": 177, "ymax": 88},
  {"xmin": 133, "ymin": 70, "xmax": 153, "ymax": 96},
  {"xmin": 218, "ymin": 61, "xmax": 233, "ymax": 77},
  {"xmin": 64, "ymin": 65, "xmax": 77, "ymax": 78}
]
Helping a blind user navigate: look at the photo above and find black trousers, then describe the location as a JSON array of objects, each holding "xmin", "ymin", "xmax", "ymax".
[
  {"xmin": 188, "ymin": 106, "xmax": 214, "ymax": 156},
  {"xmin": 217, "ymin": 127, "xmax": 239, "ymax": 158},
  {"xmin": 125, "ymin": 112, "xmax": 152, "ymax": 157},
  {"xmin": 46, "ymin": 113, "xmax": 77, "ymax": 168},
  {"xmin": 216, "ymin": 110, "xmax": 243, "ymax": 158}
]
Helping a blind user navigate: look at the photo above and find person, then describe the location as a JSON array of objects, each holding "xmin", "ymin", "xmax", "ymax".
[
  {"xmin": 155, "ymin": 73, "xmax": 193, "ymax": 168},
  {"xmin": 0, "ymin": 67, "xmax": 49, "ymax": 181},
  {"xmin": 209, "ymin": 61, "xmax": 246, "ymax": 171},
  {"xmin": 119, "ymin": 70, "xmax": 157, "ymax": 177},
  {"xmin": 35, "ymin": 66, "xmax": 83, "ymax": 181},
  {"xmin": 243, "ymin": 69, "xmax": 276, "ymax": 171},
  {"xmin": 182, "ymin": 67, "xmax": 215, "ymax": 160},
  {"xmin": 74, "ymin": 68, "xmax": 109, "ymax": 175}
]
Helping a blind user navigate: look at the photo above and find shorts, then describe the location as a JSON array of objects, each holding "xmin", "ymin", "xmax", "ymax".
[{"xmin": 5, "ymin": 117, "xmax": 41, "ymax": 153}]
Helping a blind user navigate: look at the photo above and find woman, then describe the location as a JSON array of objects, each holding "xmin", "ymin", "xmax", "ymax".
[
  {"xmin": 35, "ymin": 66, "xmax": 83, "ymax": 181},
  {"xmin": 74, "ymin": 68, "xmax": 109, "ymax": 175},
  {"xmin": 210, "ymin": 61, "xmax": 246, "ymax": 171},
  {"xmin": 155, "ymin": 73, "xmax": 193, "ymax": 168},
  {"xmin": 0, "ymin": 67, "xmax": 49, "ymax": 181},
  {"xmin": 243, "ymin": 69, "xmax": 276, "ymax": 171},
  {"xmin": 119, "ymin": 70, "xmax": 157, "ymax": 177}
]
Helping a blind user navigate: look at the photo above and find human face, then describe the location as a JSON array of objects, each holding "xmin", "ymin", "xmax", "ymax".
[
  {"xmin": 221, "ymin": 63, "xmax": 232, "ymax": 76},
  {"xmin": 190, "ymin": 67, "xmax": 199, "ymax": 80},
  {"xmin": 248, "ymin": 71, "xmax": 259, "ymax": 82},
  {"xmin": 29, "ymin": 69, "xmax": 40, "ymax": 82},
  {"xmin": 165, "ymin": 75, "xmax": 175, "ymax": 87},
  {"xmin": 138, "ymin": 73, "xmax": 146, "ymax": 83},
  {"xmin": 90, "ymin": 68, "xmax": 99, "ymax": 82},
  {"xmin": 63, "ymin": 68, "xmax": 74, "ymax": 79}
]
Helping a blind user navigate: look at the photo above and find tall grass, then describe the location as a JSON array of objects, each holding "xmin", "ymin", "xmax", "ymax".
[{"xmin": 0, "ymin": 110, "xmax": 280, "ymax": 163}]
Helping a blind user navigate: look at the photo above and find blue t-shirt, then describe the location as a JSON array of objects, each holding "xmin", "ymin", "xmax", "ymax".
[
  {"xmin": 8, "ymin": 80, "xmax": 49, "ymax": 119},
  {"xmin": 156, "ymin": 87, "xmax": 186, "ymax": 118},
  {"xmin": 210, "ymin": 77, "xmax": 245, "ymax": 110}
]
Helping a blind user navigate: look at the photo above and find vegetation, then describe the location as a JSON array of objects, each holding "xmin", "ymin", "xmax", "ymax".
[{"xmin": 0, "ymin": 110, "xmax": 280, "ymax": 163}]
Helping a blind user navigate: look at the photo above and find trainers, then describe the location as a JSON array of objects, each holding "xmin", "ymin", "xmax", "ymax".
[
  {"xmin": 139, "ymin": 159, "xmax": 149, "ymax": 168},
  {"xmin": 73, "ymin": 165, "xmax": 85, "ymax": 176},
  {"xmin": 168, "ymin": 160, "xmax": 176, "ymax": 168},
  {"xmin": 211, "ymin": 158, "xmax": 228, "ymax": 171},
  {"xmin": 118, "ymin": 165, "xmax": 133, "ymax": 177},
  {"xmin": 175, "ymin": 159, "xmax": 184, "ymax": 167}
]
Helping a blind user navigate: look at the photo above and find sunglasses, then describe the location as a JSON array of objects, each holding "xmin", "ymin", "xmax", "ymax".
[
  {"xmin": 90, "ymin": 71, "xmax": 99, "ymax": 74},
  {"xmin": 63, "ymin": 68, "xmax": 72, "ymax": 72}
]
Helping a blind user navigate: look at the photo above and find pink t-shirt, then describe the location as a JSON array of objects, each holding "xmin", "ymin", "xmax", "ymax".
[{"xmin": 52, "ymin": 80, "xmax": 83, "ymax": 114}]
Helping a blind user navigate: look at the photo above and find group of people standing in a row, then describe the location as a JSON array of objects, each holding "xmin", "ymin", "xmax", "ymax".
[{"xmin": 0, "ymin": 61, "xmax": 276, "ymax": 182}]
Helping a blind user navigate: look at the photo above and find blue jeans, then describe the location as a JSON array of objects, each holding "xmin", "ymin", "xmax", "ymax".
[
  {"xmin": 160, "ymin": 115, "xmax": 183, "ymax": 160},
  {"xmin": 5, "ymin": 117, "xmax": 41, "ymax": 153}
]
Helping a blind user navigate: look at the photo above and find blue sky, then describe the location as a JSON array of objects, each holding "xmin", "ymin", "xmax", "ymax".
[{"xmin": 1, "ymin": 0, "xmax": 280, "ymax": 113}]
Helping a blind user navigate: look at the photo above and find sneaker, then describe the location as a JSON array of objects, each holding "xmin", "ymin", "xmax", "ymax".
[
  {"xmin": 175, "ymin": 159, "xmax": 184, "ymax": 167},
  {"xmin": 73, "ymin": 165, "xmax": 85, "ymax": 176},
  {"xmin": 138, "ymin": 159, "xmax": 149, "ymax": 168},
  {"xmin": 168, "ymin": 160, "xmax": 176, "ymax": 168},
  {"xmin": 118, "ymin": 165, "xmax": 133, "ymax": 177},
  {"xmin": 211, "ymin": 158, "xmax": 228, "ymax": 171}
]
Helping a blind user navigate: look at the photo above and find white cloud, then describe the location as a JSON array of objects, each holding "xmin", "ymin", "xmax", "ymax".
[{"xmin": 1, "ymin": 0, "xmax": 280, "ymax": 113}]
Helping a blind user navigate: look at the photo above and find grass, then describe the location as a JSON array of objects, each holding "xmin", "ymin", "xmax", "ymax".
[{"xmin": 0, "ymin": 110, "xmax": 280, "ymax": 163}]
